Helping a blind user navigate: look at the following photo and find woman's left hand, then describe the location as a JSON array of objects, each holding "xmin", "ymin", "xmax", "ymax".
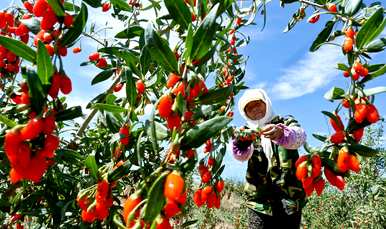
[{"xmin": 261, "ymin": 124, "xmax": 284, "ymax": 140}]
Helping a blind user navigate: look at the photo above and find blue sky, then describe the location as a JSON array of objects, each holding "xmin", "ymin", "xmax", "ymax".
[{"xmin": 2, "ymin": 1, "xmax": 385, "ymax": 181}]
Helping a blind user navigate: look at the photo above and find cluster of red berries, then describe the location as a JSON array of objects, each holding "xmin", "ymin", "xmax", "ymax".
[
  {"xmin": 26, "ymin": 0, "xmax": 75, "ymax": 56},
  {"xmin": 157, "ymin": 73, "xmax": 207, "ymax": 130},
  {"xmin": 48, "ymin": 72, "xmax": 72, "ymax": 98},
  {"xmin": 295, "ymin": 154, "xmax": 325, "ymax": 196},
  {"xmin": 88, "ymin": 52, "xmax": 108, "ymax": 69},
  {"xmin": 4, "ymin": 112, "xmax": 58, "ymax": 183},
  {"xmin": 0, "ymin": 12, "xmax": 27, "ymax": 76},
  {"xmin": 78, "ymin": 179, "xmax": 113, "ymax": 223},
  {"xmin": 343, "ymin": 60, "xmax": 368, "ymax": 81},
  {"xmin": 193, "ymin": 178, "xmax": 224, "ymax": 209}
]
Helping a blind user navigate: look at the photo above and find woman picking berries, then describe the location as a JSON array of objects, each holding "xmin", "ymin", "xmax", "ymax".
[{"xmin": 232, "ymin": 89, "xmax": 307, "ymax": 229}]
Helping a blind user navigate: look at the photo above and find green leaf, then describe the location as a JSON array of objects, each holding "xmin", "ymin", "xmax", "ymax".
[
  {"xmin": 310, "ymin": 20, "xmax": 335, "ymax": 52},
  {"xmin": 20, "ymin": 18, "xmax": 41, "ymax": 34},
  {"xmin": 361, "ymin": 86, "xmax": 386, "ymax": 96},
  {"xmin": 55, "ymin": 106, "xmax": 83, "ymax": 121},
  {"xmin": 146, "ymin": 121, "xmax": 168, "ymax": 140},
  {"xmin": 92, "ymin": 103, "xmax": 127, "ymax": 113},
  {"xmin": 337, "ymin": 63, "xmax": 349, "ymax": 71},
  {"xmin": 140, "ymin": 47, "xmax": 151, "ymax": 75},
  {"xmin": 324, "ymin": 87, "xmax": 345, "ymax": 101},
  {"xmin": 115, "ymin": 26, "xmax": 144, "ymax": 39},
  {"xmin": 182, "ymin": 24, "xmax": 194, "ymax": 62},
  {"xmin": 91, "ymin": 69, "xmax": 114, "ymax": 85},
  {"xmin": 25, "ymin": 69, "xmax": 46, "ymax": 114},
  {"xmin": 82, "ymin": 0, "xmax": 101, "ymax": 7},
  {"xmin": 321, "ymin": 111, "xmax": 343, "ymax": 131},
  {"xmin": 181, "ymin": 220, "xmax": 198, "ymax": 228},
  {"xmin": 361, "ymin": 64, "xmax": 386, "ymax": 83},
  {"xmin": 111, "ymin": 0, "xmax": 132, "ymax": 11},
  {"xmin": 47, "ymin": 0, "xmax": 65, "ymax": 16},
  {"xmin": 191, "ymin": 4, "xmax": 220, "ymax": 60},
  {"xmin": 108, "ymin": 160, "xmax": 132, "ymax": 182},
  {"xmin": 56, "ymin": 149, "xmax": 84, "ymax": 165},
  {"xmin": 122, "ymin": 68, "xmax": 137, "ymax": 107},
  {"xmin": 348, "ymin": 143, "xmax": 378, "ymax": 157},
  {"xmin": 0, "ymin": 36, "xmax": 36, "ymax": 63},
  {"xmin": 144, "ymin": 24, "xmax": 178, "ymax": 73},
  {"xmin": 64, "ymin": 2, "xmax": 81, "ymax": 11},
  {"xmin": 84, "ymin": 155, "xmax": 98, "ymax": 179},
  {"xmin": 37, "ymin": 41, "xmax": 54, "ymax": 85},
  {"xmin": 356, "ymin": 8, "xmax": 385, "ymax": 49},
  {"xmin": 364, "ymin": 37, "xmax": 386, "ymax": 52},
  {"xmin": 0, "ymin": 114, "xmax": 17, "ymax": 128},
  {"xmin": 181, "ymin": 116, "xmax": 232, "ymax": 150},
  {"xmin": 198, "ymin": 85, "xmax": 233, "ymax": 104},
  {"xmin": 164, "ymin": 0, "xmax": 191, "ymax": 31},
  {"xmin": 343, "ymin": 0, "xmax": 363, "ymax": 16},
  {"xmin": 143, "ymin": 171, "xmax": 168, "ymax": 222},
  {"xmin": 60, "ymin": 3, "xmax": 88, "ymax": 46}
]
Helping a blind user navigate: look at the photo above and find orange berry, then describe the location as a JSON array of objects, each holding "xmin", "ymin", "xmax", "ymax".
[{"xmin": 163, "ymin": 172, "xmax": 185, "ymax": 202}]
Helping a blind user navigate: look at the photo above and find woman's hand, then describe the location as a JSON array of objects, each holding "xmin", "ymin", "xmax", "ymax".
[{"xmin": 261, "ymin": 124, "xmax": 283, "ymax": 141}]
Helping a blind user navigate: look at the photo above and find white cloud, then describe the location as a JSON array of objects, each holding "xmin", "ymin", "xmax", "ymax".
[{"xmin": 270, "ymin": 43, "xmax": 345, "ymax": 100}]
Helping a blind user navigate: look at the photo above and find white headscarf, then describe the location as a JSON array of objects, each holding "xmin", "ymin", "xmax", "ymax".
[{"xmin": 238, "ymin": 88, "xmax": 275, "ymax": 171}]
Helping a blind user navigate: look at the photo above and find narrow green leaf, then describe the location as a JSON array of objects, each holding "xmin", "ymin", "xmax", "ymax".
[
  {"xmin": 47, "ymin": 0, "xmax": 65, "ymax": 16},
  {"xmin": 356, "ymin": 8, "xmax": 384, "ymax": 49},
  {"xmin": 55, "ymin": 106, "xmax": 83, "ymax": 121},
  {"xmin": 0, "ymin": 36, "xmax": 36, "ymax": 63},
  {"xmin": 191, "ymin": 4, "xmax": 220, "ymax": 60},
  {"xmin": 324, "ymin": 87, "xmax": 345, "ymax": 101},
  {"xmin": 64, "ymin": 2, "xmax": 81, "ymax": 11},
  {"xmin": 123, "ymin": 68, "xmax": 137, "ymax": 107},
  {"xmin": 364, "ymin": 37, "xmax": 386, "ymax": 52},
  {"xmin": 337, "ymin": 63, "xmax": 349, "ymax": 71},
  {"xmin": 183, "ymin": 24, "xmax": 194, "ymax": 63},
  {"xmin": 92, "ymin": 103, "xmax": 126, "ymax": 113},
  {"xmin": 361, "ymin": 64, "xmax": 386, "ymax": 83},
  {"xmin": 111, "ymin": 0, "xmax": 132, "ymax": 11},
  {"xmin": 146, "ymin": 121, "xmax": 168, "ymax": 140},
  {"xmin": 0, "ymin": 114, "xmax": 17, "ymax": 128},
  {"xmin": 37, "ymin": 41, "xmax": 54, "ymax": 85},
  {"xmin": 84, "ymin": 155, "xmax": 98, "ymax": 179},
  {"xmin": 361, "ymin": 86, "xmax": 386, "ymax": 96},
  {"xmin": 343, "ymin": 0, "xmax": 362, "ymax": 16},
  {"xmin": 25, "ymin": 69, "xmax": 46, "ymax": 114},
  {"xmin": 348, "ymin": 143, "xmax": 378, "ymax": 157},
  {"xmin": 82, "ymin": 0, "xmax": 102, "ymax": 7},
  {"xmin": 108, "ymin": 160, "xmax": 132, "ymax": 182},
  {"xmin": 144, "ymin": 24, "xmax": 178, "ymax": 73},
  {"xmin": 181, "ymin": 116, "xmax": 232, "ymax": 150},
  {"xmin": 91, "ymin": 69, "xmax": 114, "ymax": 85},
  {"xmin": 310, "ymin": 21, "xmax": 335, "ymax": 52},
  {"xmin": 181, "ymin": 220, "xmax": 198, "ymax": 228},
  {"xmin": 198, "ymin": 85, "xmax": 233, "ymax": 104},
  {"xmin": 60, "ymin": 3, "xmax": 88, "ymax": 46},
  {"xmin": 115, "ymin": 26, "xmax": 144, "ymax": 39},
  {"xmin": 164, "ymin": 0, "xmax": 191, "ymax": 31},
  {"xmin": 143, "ymin": 171, "xmax": 168, "ymax": 222}
]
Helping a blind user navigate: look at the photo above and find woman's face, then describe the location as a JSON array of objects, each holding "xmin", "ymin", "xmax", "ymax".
[{"xmin": 244, "ymin": 100, "xmax": 266, "ymax": 120}]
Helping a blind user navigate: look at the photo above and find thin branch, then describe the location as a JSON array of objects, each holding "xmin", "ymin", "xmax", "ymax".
[{"xmin": 76, "ymin": 76, "xmax": 121, "ymax": 136}]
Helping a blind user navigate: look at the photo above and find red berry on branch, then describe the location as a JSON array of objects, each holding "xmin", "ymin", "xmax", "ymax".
[
  {"xmin": 89, "ymin": 52, "xmax": 100, "ymax": 62},
  {"xmin": 135, "ymin": 79, "xmax": 145, "ymax": 94},
  {"xmin": 96, "ymin": 57, "xmax": 108, "ymax": 68},
  {"xmin": 72, "ymin": 47, "xmax": 81, "ymax": 53},
  {"xmin": 102, "ymin": 2, "xmax": 111, "ymax": 12}
]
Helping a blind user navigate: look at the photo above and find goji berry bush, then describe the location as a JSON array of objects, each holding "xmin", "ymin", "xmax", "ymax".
[{"xmin": 0, "ymin": 0, "xmax": 384, "ymax": 228}]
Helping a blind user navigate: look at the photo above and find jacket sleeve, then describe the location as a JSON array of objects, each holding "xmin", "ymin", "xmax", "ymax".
[{"xmin": 272, "ymin": 116, "xmax": 306, "ymax": 150}]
